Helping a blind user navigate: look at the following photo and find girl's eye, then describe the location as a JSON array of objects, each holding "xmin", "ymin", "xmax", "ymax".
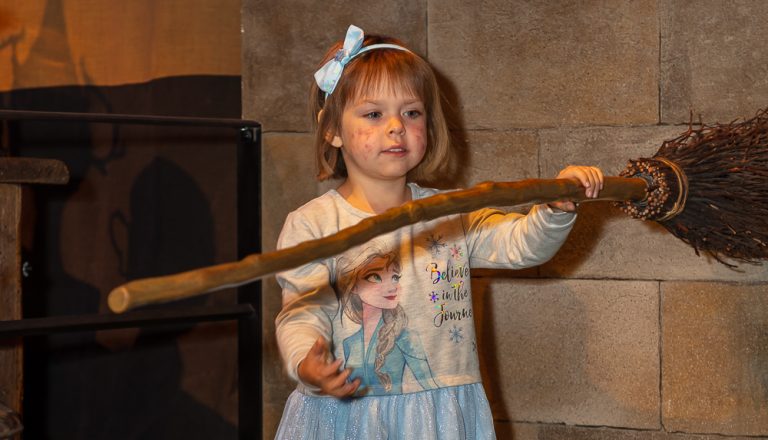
[
  {"xmin": 404, "ymin": 110, "xmax": 422, "ymax": 119},
  {"xmin": 364, "ymin": 112, "xmax": 382, "ymax": 120},
  {"xmin": 392, "ymin": 274, "xmax": 401, "ymax": 283},
  {"xmin": 365, "ymin": 273, "xmax": 383, "ymax": 283}
]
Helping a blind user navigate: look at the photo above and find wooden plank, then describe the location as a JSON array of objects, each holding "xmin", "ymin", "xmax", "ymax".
[
  {"xmin": 0, "ymin": 184, "xmax": 22, "ymax": 414},
  {"xmin": 0, "ymin": 158, "xmax": 69, "ymax": 185}
]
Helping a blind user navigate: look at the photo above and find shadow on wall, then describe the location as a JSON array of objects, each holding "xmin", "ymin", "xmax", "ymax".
[
  {"xmin": 4, "ymin": 0, "xmax": 241, "ymax": 435},
  {"xmin": 472, "ymin": 277, "xmax": 591, "ymax": 439},
  {"xmin": 22, "ymin": 137, "xmax": 237, "ymax": 438},
  {"xmin": 424, "ymin": 66, "xmax": 470, "ymax": 190},
  {"xmin": 473, "ymin": 277, "xmax": 644, "ymax": 439}
]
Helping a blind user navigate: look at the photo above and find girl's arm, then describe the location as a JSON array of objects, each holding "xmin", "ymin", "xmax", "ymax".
[
  {"xmin": 463, "ymin": 166, "xmax": 603, "ymax": 269},
  {"xmin": 274, "ymin": 210, "xmax": 339, "ymax": 389}
]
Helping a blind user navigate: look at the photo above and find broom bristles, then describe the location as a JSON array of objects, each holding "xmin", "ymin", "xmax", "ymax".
[{"xmin": 617, "ymin": 108, "xmax": 768, "ymax": 266}]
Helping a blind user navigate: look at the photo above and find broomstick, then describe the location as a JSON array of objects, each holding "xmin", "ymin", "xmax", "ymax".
[{"xmin": 108, "ymin": 109, "xmax": 768, "ymax": 313}]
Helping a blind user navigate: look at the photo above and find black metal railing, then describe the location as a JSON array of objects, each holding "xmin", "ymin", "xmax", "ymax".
[{"xmin": 0, "ymin": 108, "xmax": 262, "ymax": 439}]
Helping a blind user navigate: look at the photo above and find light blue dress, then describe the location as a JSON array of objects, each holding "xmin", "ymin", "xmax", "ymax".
[{"xmin": 275, "ymin": 383, "xmax": 495, "ymax": 439}]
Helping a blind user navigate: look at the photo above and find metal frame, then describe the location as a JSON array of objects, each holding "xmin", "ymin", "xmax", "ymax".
[{"xmin": 0, "ymin": 109, "xmax": 262, "ymax": 439}]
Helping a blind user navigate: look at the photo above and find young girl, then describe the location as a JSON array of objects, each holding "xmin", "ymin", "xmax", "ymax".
[{"xmin": 274, "ymin": 25, "xmax": 603, "ymax": 439}]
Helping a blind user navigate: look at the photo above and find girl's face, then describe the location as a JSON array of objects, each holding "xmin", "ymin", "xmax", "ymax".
[
  {"xmin": 334, "ymin": 82, "xmax": 428, "ymax": 184},
  {"xmin": 354, "ymin": 256, "xmax": 401, "ymax": 310}
]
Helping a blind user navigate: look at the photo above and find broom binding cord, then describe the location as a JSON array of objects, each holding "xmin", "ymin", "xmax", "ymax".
[
  {"xmin": 655, "ymin": 157, "xmax": 689, "ymax": 221},
  {"xmin": 617, "ymin": 156, "xmax": 689, "ymax": 221}
]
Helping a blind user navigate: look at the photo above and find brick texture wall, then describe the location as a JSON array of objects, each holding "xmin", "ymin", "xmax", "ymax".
[{"xmin": 243, "ymin": 1, "xmax": 768, "ymax": 438}]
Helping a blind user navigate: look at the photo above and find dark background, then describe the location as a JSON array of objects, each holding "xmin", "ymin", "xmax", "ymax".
[{"xmin": 2, "ymin": 74, "xmax": 242, "ymax": 439}]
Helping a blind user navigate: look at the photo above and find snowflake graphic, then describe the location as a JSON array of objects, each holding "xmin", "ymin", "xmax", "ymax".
[
  {"xmin": 429, "ymin": 292, "xmax": 439, "ymax": 303},
  {"xmin": 450, "ymin": 244, "xmax": 464, "ymax": 259},
  {"xmin": 426, "ymin": 234, "xmax": 447, "ymax": 256},
  {"xmin": 451, "ymin": 280, "xmax": 464, "ymax": 291},
  {"xmin": 449, "ymin": 325, "xmax": 464, "ymax": 344}
]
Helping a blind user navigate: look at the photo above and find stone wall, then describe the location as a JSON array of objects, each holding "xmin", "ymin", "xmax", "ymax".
[{"xmin": 242, "ymin": 1, "xmax": 768, "ymax": 438}]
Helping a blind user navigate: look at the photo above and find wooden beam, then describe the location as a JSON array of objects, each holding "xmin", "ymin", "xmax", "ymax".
[{"xmin": 0, "ymin": 158, "xmax": 69, "ymax": 185}]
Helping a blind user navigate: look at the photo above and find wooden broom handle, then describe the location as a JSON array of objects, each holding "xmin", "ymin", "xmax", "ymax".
[{"xmin": 108, "ymin": 176, "xmax": 647, "ymax": 313}]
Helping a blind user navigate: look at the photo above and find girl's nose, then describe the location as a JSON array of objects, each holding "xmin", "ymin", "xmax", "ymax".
[{"xmin": 388, "ymin": 117, "xmax": 405, "ymax": 136}]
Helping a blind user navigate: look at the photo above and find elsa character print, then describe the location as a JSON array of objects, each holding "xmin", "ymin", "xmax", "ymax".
[{"xmin": 335, "ymin": 248, "xmax": 438, "ymax": 395}]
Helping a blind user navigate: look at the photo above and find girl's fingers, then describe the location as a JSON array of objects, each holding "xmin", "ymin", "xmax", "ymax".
[
  {"xmin": 325, "ymin": 367, "xmax": 352, "ymax": 392},
  {"xmin": 320, "ymin": 358, "xmax": 343, "ymax": 377},
  {"xmin": 585, "ymin": 169, "xmax": 597, "ymax": 198},
  {"xmin": 329, "ymin": 377, "xmax": 361, "ymax": 398},
  {"xmin": 574, "ymin": 166, "xmax": 603, "ymax": 198},
  {"xmin": 322, "ymin": 369, "xmax": 361, "ymax": 398},
  {"xmin": 570, "ymin": 169, "xmax": 592, "ymax": 198},
  {"xmin": 339, "ymin": 378, "xmax": 361, "ymax": 397}
]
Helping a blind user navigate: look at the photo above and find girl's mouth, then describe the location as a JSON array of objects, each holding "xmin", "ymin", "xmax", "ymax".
[
  {"xmin": 384, "ymin": 295, "xmax": 398, "ymax": 301},
  {"xmin": 383, "ymin": 146, "xmax": 406, "ymax": 154}
]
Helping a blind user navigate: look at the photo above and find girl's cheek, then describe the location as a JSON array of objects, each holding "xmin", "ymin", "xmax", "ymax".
[
  {"xmin": 355, "ymin": 128, "xmax": 377, "ymax": 151},
  {"xmin": 354, "ymin": 127, "xmax": 375, "ymax": 140},
  {"xmin": 408, "ymin": 123, "xmax": 426, "ymax": 141}
]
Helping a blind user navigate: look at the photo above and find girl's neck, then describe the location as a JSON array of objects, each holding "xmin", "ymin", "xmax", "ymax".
[{"xmin": 337, "ymin": 177, "xmax": 412, "ymax": 214}]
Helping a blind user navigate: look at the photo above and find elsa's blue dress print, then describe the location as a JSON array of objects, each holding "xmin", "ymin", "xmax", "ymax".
[{"xmin": 343, "ymin": 317, "xmax": 439, "ymax": 395}]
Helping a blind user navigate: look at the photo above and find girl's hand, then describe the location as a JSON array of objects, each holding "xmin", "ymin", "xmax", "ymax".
[
  {"xmin": 548, "ymin": 165, "xmax": 604, "ymax": 212},
  {"xmin": 297, "ymin": 337, "xmax": 361, "ymax": 398}
]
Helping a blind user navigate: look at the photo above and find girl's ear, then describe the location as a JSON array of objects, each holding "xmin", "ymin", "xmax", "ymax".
[
  {"xmin": 329, "ymin": 135, "xmax": 343, "ymax": 148},
  {"xmin": 318, "ymin": 109, "xmax": 343, "ymax": 148}
]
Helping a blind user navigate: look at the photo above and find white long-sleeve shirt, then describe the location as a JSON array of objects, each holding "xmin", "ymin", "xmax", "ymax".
[{"xmin": 275, "ymin": 183, "xmax": 576, "ymax": 396}]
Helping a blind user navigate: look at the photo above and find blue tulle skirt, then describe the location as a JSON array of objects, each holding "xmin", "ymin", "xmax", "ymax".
[{"xmin": 274, "ymin": 383, "xmax": 495, "ymax": 439}]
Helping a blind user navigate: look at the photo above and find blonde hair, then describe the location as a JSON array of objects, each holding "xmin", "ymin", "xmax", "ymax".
[{"xmin": 310, "ymin": 35, "xmax": 454, "ymax": 183}]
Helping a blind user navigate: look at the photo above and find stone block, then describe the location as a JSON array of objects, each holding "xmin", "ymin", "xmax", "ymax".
[
  {"xmin": 473, "ymin": 278, "xmax": 660, "ymax": 428},
  {"xmin": 263, "ymin": 401, "xmax": 288, "ymax": 440},
  {"xmin": 660, "ymin": 1, "xmax": 768, "ymax": 124},
  {"xmin": 463, "ymin": 129, "xmax": 539, "ymax": 186},
  {"xmin": 242, "ymin": 1, "xmax": 427, "ymax": 132},
  {"xmin": 539, "ymin": 125, "xmax": 682, "ymax": 176},
  {"xmin": 260, "ymin": 133, "xmax": 317, "ymax": 425},
  {"xmin": 261, "ymin": 133, "xmax": 317, "ymax": 251},
  {"xmin": 428, "ymin": 0, "xmax": 658, "ymax": 129},
  {"xmin": 538, "ymin": 125, "xmax": 768, "ymax": 281},
  {"xmin": 662, "ymin": 282, "xmax": 768, "ymax": 436}
]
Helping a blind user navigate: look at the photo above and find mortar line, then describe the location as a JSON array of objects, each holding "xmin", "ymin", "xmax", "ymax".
[
  {"xmin": 536, "ymin": 129, "xmax": 542, "ymax": 180},
  {"xmin": 425, "ymin": 0, "xmax": 429, "ymax": 59},
  {"xmin": 512, "ymin": 420, "xmax": 768, "ymax": 438},
  {"xmin": 658, "ymin": 279, "xmax": 664, "ymax": 431},
  {"xmin": 658, "ymin": 0, "xmax": 663, "ymax": 124}
]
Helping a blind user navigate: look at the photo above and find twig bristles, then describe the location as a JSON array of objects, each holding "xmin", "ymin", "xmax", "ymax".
[{"xmin": 617, "ymin": 108, "xmax": 768, "ymax": 266}]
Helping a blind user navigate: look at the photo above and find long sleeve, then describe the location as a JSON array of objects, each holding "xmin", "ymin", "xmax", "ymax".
[
  {"xmin": 274, "ymin": 210, "xmax": 338, "ymax": 385},
  {"xmin": 462, "ymin": 204, "xmax": 576, "ymax": 269}
]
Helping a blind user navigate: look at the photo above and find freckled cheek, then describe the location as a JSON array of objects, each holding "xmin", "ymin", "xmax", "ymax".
[
  {"xmin": 408, "ymin": 125, "xmax": 427, "ymax": 149},
  {"xmin": 353, "ymin": 127, "xmax": 377, "ymax": 151}
]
